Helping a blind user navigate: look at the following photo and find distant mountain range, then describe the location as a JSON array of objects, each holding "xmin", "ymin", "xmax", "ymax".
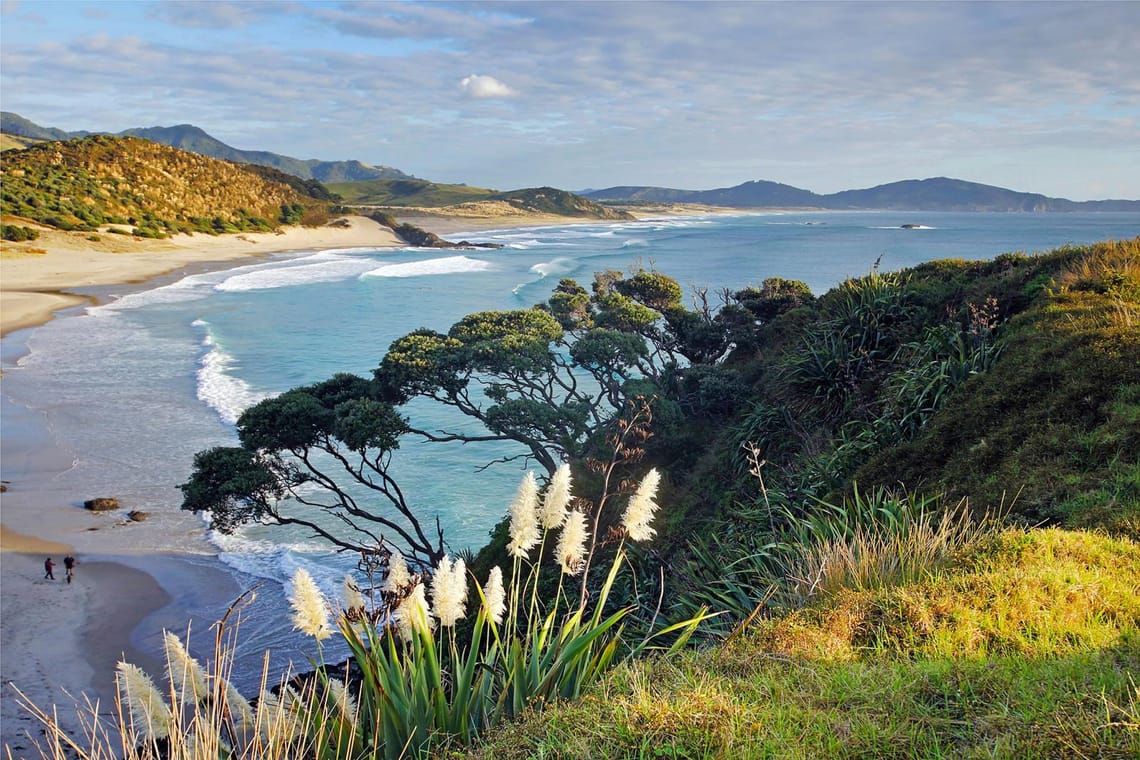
[
  {"xmin": 0, "ymin": 111, "xmax": 414, "ymax": 184},
  {"xmin": 582, "ymin": 178, "xmax": 1139, "ymax": 212},
  {"xmin": 5, "ymin": 112, "xmax": 1137, "ymax": 212}
]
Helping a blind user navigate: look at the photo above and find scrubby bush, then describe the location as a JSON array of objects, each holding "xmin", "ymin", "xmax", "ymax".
[{"xmin": 1, "ymin": 224, "xmax": 40, "ymax": 241}]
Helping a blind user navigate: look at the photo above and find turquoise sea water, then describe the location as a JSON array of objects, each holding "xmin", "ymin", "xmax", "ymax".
[{"xmin": 1, "ymin": 210, "xmax": 1136, "ymax": 674}]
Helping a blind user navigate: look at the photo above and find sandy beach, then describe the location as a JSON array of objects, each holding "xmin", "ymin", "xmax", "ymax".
[
  {"xmin": 0, "ymin": 215, "xmax": 407, "ymax": 338},
  {"xmin": 0, "ymin": 215, "xmax": 412, "ymax": 752},
  {"xmin": 0, "ymin": 203, "xmax": 741, "ymax": 752}
]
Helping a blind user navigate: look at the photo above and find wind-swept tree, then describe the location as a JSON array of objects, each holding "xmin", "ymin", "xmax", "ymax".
[{"xmin": 181, "ymin": 268, "xmax": 744, "ymax": 560}]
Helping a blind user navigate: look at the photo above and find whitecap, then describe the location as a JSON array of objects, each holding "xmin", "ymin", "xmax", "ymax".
[
  {"xmin": 87, "ymin": 271, "xmax": 217, "ymax": 315},
  {"xmin": 529, "ymin": 257, "xmax": 579, "ymax": 278},
  {"xmin": 621, "ymin": 238, "xmax": 649, "ymax": 248},
  {"xmin": 215, "ymin": 255, "xmax": 378, "ymax": 292},
  {"xmin": 195, "ymin": 330, "xmax": 270, "ymax": 425},
  {"xmin": 360, "ymin": 256, "xmax": 493, "ymax": 278}
]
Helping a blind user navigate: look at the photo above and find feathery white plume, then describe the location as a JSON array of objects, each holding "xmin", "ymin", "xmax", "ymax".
[
  {"xmin": 556, "ymin": 509, "xmax": 590, "ymax": 575},
  {"xmin": 385, "ymin": 553, "xmax": 411, "ymax": 593},
  {"xmin": 288, "ymin": 568, "xmax": 333, "ymax": 641},
  {"xmin": 430, "ymin": 555, "xmax": 469, "ymax": 627},
  {"xmin": 507, "ymin": 472, "xmax": 541, "ymax": 558},
  {"xmin": 482, "ymin": 566, "xmax": 506, "ymax": 625},
  {"xmin": 538, "ymin": 463, "xmax": 573, "ymax": 529},
  {"xmin": 343, "ymin": 574, "xmax": 366, "ymax": 614},
  {"xmin": 395, "ymin": 581, "xmax": 434, "ymax": 641},
  {"xmin": 116, "ymin": 661, "xmax": 173, "ymax": 740},
  {"xmin": 327, "ymin": 678, "xmax": 358, "ymax": 720},
  {"xmin": 622, "ymin": 468, "xmax": 661, "ymax": 542},
  {"xmin": 222, "ymin": 678, "xmax": 255, "ymax": 730},
  {"xmin": 162, "ymin": 631, "xmax": 207, "ymax": 704}
]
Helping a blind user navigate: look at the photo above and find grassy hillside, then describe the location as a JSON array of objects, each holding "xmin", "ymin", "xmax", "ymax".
[
  {"xmin": 467, "ymin": 528, "xmax": 1138, "ymax": 758},
  {"xmin": 0, "ymin": 134, "xmax": 334, "ymax": 237},
  {"xmin": 327, "ymin": 178, "xmax": 634, "ymax": 219},
  {"xmin": 0, "ymin": 133, "xmax": 43, "ymax": 151},
  {"xmin": 328, "ymin": 178, "xmax": 496, "ymax": 206},
  {"xmin": 460, "ymin": 238, "xmax": 1140, "ymax": 755}
]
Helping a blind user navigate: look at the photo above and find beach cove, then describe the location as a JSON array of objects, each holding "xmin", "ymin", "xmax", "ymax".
[
  {"xmin": 0, "ymin": 206, "xmax": 706, "ymax": 750},
  {"xmin": 3, "ymin": 209, "xmax": 1138, "ymax": 753}
]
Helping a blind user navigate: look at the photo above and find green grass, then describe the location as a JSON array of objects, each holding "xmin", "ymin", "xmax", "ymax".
[
  {"xmin": 464, "ymin": 528, "xmax": 1140, "ymax": 759},
  {"xmin": 855, "ymin": 239, "xmax": 1140, "ymax": 532},
  {"xmin": 324, "ymin": 178, "xmax": 496, "ymax": 206}
]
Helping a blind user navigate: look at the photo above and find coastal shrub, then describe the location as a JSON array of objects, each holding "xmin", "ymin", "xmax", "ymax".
[
  {"xmin": 855, "ymin": 242, "xmax": 1140, "ymax": 527},
  {"xmin": 1, "ymin": 223, "xmax": 40, "ymax": 241}
]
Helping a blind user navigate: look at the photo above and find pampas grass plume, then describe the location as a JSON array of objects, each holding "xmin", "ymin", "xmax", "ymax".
[
  {"xmin": 622, "ymin": 468, "xmax": 661, "ymax": 542},
  {"xmin": 116, "ymin": 661, "xmax": 173, "ymax": 740},
  {"xmin": 289, "ymin": 568, "xmax": 333, "ymax": 641},
  {"xmin": 556, "ymin": 509, "xmax": 589, "ymax": 575},
  {"xmin": 538, "ymin": 463, "xmax": 573, "ymax": 529},
  {"xmin": 162, "ymin": 630, "xmax": 207, "ymax": 703},
  {"xmin": 385, "ymin": 552, "xmax": 411, "ymax": 593},
  {"xmin": 396, "ymin": 582, "xmax": 434, "ymax": 640},
  {"xmin": 507, "ymin": 471, "xmax": 541, "ymax": 558},
  {"xmin": 483, "ymin": 566, "xmax": 506, "ymax": 625},
  {"xmin": 343, "ymin": 574, "xmax": 366, "ymax": 613},
  {"xmin": 431, "ymin": 555, "xmax": 468, "ymax": 627}
]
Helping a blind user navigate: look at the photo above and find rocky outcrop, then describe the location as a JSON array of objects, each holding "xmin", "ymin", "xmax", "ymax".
[
  {"xmin": 83, "ymin": 497, "xmax": 119, "ymax": 511},
  {"xmin": 368, "ymin": 212, "xmax": 503, "ymax": 249}
]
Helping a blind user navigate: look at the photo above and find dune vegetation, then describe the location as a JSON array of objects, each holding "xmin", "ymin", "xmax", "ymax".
[
  {"xmin": 13, "ymin": 238, "xmax": 1139, "ymax": 758},
  {"xmin": 0, "ymin": 135, "xmax": 334, "ymax": 238}
]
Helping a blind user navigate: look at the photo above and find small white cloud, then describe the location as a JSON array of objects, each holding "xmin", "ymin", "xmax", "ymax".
[{"xmin": 459, "ymin": 74, "xmax": 516, "ymax": 99}]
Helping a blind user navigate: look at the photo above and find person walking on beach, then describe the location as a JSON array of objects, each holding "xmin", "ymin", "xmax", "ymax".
[
  {"xmin": 44, "ymin": 557, "xmax": 55, "ymax": 580},
  {"xmin": 64, "ymin": 554, "xmax": 76, "ymax": 584}
]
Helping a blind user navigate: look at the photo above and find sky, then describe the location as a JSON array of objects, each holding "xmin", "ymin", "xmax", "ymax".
[{"xmin": 1, "ymin": 1, "xmax": 1138, "ymax": 200}]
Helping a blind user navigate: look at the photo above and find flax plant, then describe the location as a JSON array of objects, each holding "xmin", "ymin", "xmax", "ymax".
[
  {"xmin": 16, "ymin": 435, "xmax": 706, "ymax": 759},
  {"xmin": 323, "ymin": 463, "xmax": 709, "ymax": 759}
]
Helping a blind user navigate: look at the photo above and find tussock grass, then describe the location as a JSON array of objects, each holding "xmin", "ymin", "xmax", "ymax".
[
  {"xmin": 779, "ymin": 498, "xmax": 995, "ymax": 606},
  {"xmin": 466, "ymin": 528, "xmax": 1140, "ymax": 759}
]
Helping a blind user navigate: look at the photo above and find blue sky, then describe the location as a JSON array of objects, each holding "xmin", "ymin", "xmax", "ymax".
[{"xmin": 2, "ymin": 0, "xmax": 1138, "ymax": 200}]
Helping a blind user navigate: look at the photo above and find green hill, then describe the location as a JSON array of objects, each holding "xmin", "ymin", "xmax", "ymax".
[
  {"xmin": 328, "ymin": 178, "xmax": 634, "ymax": 219},
  {"xmin": 468, "ymin": 527, "xmax": 1139, "ymax": 758},
  {"xmin": 327, "ymin": 177, "xmax": 496, "ymax": 206},
  {"xmin": 0, "ymin": 134, "xmax": 335, "ymax": 237}
]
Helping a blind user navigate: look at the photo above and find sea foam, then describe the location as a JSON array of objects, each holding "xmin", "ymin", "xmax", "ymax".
[
  {"xmin": 359, "ymin": 256, "xmax": 493, "ymax": 278},
  {"xmin": 215, "ymin": 254, "xmax": 380, "ymax": 292},
  {"xmin": 195, "ymin": 329, "xmax": 269, "ymax": 425}
]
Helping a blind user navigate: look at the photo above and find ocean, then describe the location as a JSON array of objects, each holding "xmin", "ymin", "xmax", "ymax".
[{"xmin": 2, "ymin": 210, "xmax": 1137, "ymax": 678}]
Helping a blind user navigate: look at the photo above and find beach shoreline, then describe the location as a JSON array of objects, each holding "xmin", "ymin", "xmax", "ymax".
[
  {"xmin": 0, "ymin": 202, "xmax": 763, "ymax": 752},
  {"xmin": 1, "ymin": 214, "xmax": 414, "ymax": 751},
  {"xmin": 1, "ymin": 205, "xmax": 713, "ymax": 751}
]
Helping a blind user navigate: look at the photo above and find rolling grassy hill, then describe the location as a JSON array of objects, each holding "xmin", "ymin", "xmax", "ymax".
[
  {"xmin": 328, "ymin": 178, "xmax": 634, "ymax": 219},
  {"xmin": 0, "ymin": 134, "xmax": 335, "ymax": 238}
]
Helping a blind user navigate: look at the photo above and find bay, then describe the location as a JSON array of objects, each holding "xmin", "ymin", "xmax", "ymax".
[{"xmin": 1, "ymin": 210, "xmax": 1136, "ymax": 679}]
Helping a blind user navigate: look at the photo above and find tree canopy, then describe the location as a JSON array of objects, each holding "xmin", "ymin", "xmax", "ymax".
[{"xmin": 180, "ymin": 267, "xmax": 813, "ymax": 562}]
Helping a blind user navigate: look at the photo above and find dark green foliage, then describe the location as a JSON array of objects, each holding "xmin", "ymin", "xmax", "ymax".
[
  {"xmin": 857, "ymin": 264, "xmax": 1140, "ymax": 529},
  {"xmin": 179, "ymin": 446, "xmax": 286, "ymax": 533},
  {"xmin": 1, "ymin": 224, "xmax": 39, "ymax": 241},
  {"xmin": 734, "ymin": 277, "xmax": 815, "ymax": 322},
  {"xmin": 180, "ymin": 372, "xmax": 444, "ymax": 562}
]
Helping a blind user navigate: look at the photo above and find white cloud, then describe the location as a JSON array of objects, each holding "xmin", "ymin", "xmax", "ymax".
[{"xmin": 459, "ymin": 74, "xmax": 516, "ymax": 99}]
